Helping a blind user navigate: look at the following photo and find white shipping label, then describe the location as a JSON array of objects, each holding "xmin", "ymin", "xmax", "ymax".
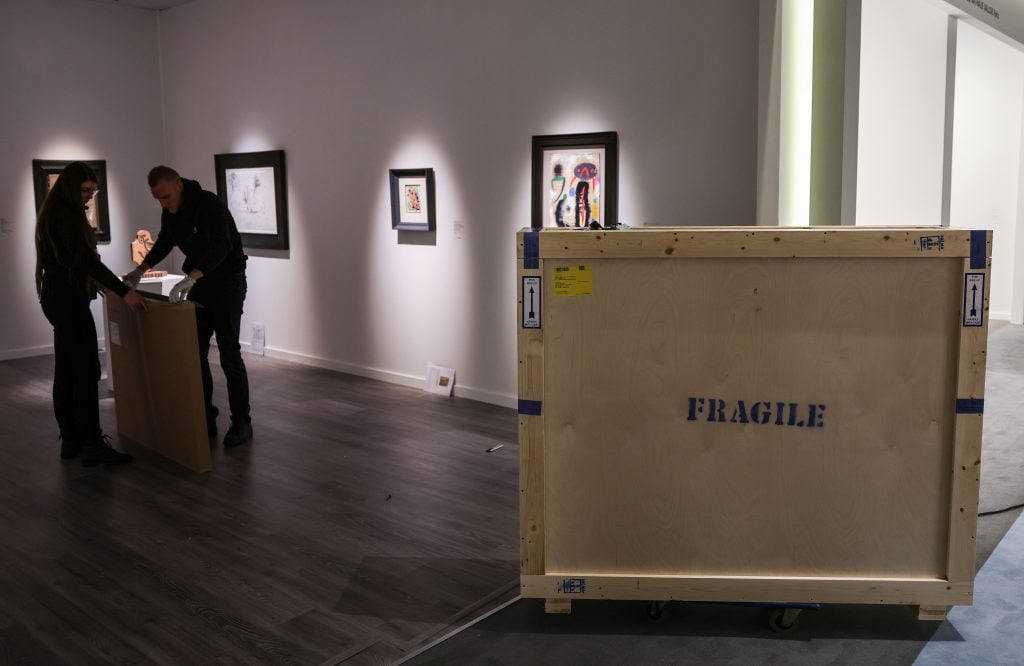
[
  {"xmin": 109, "ymin": 321, "xmax": 121, "ymax": 346},
  {"xmin": 963, "ymin": 273, "xmax": 985, "ymax": 327},
  {"xmin": 522, "ymin": 276, "xmax": 541, "ymax": 329}
]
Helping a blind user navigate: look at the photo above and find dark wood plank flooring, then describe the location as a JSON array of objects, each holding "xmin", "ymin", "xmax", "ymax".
[{"xmin": 0, "ymin": 352, "xmax": 519, "ymax": 665}]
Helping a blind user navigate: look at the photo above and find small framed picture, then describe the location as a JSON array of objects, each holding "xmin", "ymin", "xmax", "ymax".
[
  {"xmin": 32, "ymin": 159, "xmax": 111, "ymax": 243},
  {"xmin": 214, "ymin": 150, "xmax": 289, "ymax": 251},
  {"xmin": 389, "ymin": 168, "xmax": 436, "ymax": 232},
  {"xmin": 531, "ymin": 131, "xmax": 618, "ymax": 229}
]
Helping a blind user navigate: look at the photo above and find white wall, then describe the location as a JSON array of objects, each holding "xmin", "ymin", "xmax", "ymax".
[
  {"xmin": 856, "ymin": 0, "xmax": 1024, "ymax": 322},
  {"xmin": 948, "ymin": 20, "xmax": 1024, "ymax": 322},
  {"xmin": 0, "ymin": 0, "xmax": 164, "ymax": 359},
  {"xmin": 856, "ymin": 0, "xmax": 950, "ymax": 226},
  {"xmin": 155, "ymin": 0, "xmax": 759, "ymax": 405}
]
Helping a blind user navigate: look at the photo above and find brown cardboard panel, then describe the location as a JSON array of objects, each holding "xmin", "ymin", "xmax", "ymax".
[{"xmin": 106, "ymin": 296, "xmax": 211, "ymax": 473}]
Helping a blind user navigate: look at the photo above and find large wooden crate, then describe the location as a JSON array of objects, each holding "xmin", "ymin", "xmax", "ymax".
[{"xmin": 517, "ymin": 227, "xmax": 991, "ymax": 617}]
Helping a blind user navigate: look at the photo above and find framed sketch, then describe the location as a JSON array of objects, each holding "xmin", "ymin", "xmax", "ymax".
[
  {"xmin": 389, "ymin": 168, "xmax": 436, "ymax": 232},
  {"xmin": 214, "ymin": 150, "xmax": 289, "ymax": 250},
  {"xmin": 531, "ymin": 131, "xmax": 618, "ymax": 230},
  {"xmin": 32, "ymin": 159, "xmax": 111, "ymax": 243}
]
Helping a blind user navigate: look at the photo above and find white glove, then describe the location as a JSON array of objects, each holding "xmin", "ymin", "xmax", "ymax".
[
  {"xmin": 169, "ymin": 276, "xmax": 196, "ymax": 303},
  {"xmin": 123, "ymin": 266, "xmax": 145, "ymax": 289}
]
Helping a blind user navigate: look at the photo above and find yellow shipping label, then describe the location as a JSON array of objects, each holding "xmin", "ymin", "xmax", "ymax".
[{"xmin": 553, "ymin": 265, "xmax": 593, "ymax": 296}]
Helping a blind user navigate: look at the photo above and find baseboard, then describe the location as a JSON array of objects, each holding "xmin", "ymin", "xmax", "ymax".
[
  {"xmin": 258, "ymin": 345, "xmax": 517, "ymax": 409},
  {"xmin": 990, "ymin": 310, "xmax": 1011, "ymax": 322},
  {"xmin": 453, "ymin": 384, "xmax": 517, "ymax": 409},
  {"xmin": 1, "ymin": 340, "xmax": 516, "ymax": 409},
  {"xmin": 0, "ymin": 343, "xmax": 55, "ymax": 361}
]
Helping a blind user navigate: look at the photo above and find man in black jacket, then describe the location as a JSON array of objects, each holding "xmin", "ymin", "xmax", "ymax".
[{"xmin": 125, "ymin": 166, "xmax": 253, "ymax": 448}]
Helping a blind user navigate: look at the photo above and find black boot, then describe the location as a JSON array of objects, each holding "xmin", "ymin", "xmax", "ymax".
[
  {"xmin": 223, "ymin": 418, "xmax": 253, "ymax": 448},
  {"xmin": 82, "ymin": 434, "xmax": 133, "ymax": 467}
]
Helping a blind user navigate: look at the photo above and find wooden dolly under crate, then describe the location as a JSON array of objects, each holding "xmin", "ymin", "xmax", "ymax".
[{"xmin": 516, "ymin": 226, "xmax": 991, "ymax": 624}]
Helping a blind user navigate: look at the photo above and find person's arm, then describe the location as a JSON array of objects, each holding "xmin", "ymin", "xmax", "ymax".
[
  {"xmin": 139, "ymin": 222, "xmax": 175, "ymax": 272},
  {"xmin": 88, "ymin": 259, "xmax": 131, "ymax": 299},
  {"xmin": 57, "ymin": 223, "xmax": 128, "ymax": 298},
  {"xmin": 68, "ymin": 231, "xmax": 146, "ymax": 310}
]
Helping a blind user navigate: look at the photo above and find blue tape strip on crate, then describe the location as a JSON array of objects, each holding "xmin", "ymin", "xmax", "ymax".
[
  {"xmin": 524, "ymin": 231, "xmax": 540, "ymax": 269},
  {"xmin": 518, "ymin": 399, "xmax": 542, "ymax": 416},
  {"xmin": 956, "ymin": 398, "xmax": 984, "ymax": 414},
  {"xmin": 970, "ymin": 230, "xmax": 986, "ymax": 270}
]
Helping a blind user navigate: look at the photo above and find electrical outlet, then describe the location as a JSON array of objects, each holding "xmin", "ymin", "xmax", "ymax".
[{"xmin": 251, "ymin": 323, "xmax": 265, "ymax": 355}]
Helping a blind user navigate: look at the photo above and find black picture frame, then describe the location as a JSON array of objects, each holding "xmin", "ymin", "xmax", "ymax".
[
  {"xmin": 389, "ymin": 168, "xmax": 436, "ymax": 232},
  {"xmin": 214, "ymin": 150, "xmax": 289, "ymax": 251},
  {"xmin": 531, "ymin": 131, "xmax": 618, "ymax": 230},
  {"xmin": 32, "ymin": 159, "xmax": 111, "ymax": 244}
]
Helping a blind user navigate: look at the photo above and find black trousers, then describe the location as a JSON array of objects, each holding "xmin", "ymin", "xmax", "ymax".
[
  {"xmin": 188, "ymin": 273, "xmax": 250, "ymax": 431},
  {"xmin": 41, "ymin": 299, "xmax": 103, "ymax": 445}
]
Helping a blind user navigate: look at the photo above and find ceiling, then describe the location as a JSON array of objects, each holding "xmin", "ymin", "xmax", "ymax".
[{"xmin": 89, "ymin": 0, "xmax": 195, "ymax": 10}]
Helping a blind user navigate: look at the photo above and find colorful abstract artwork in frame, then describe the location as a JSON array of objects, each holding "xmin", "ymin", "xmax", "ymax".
[{"xmin": 531, "ymin": 132, "xmax": 618, "ymax": 230}]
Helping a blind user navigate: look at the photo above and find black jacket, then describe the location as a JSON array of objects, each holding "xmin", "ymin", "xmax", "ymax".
[
  {"xmin": 143, "ymin": 179, "xmax": 247, "ymax": 278},
  {"xmin": 38, "ymin": 197, "xmax": 129, "ymax": 308}
]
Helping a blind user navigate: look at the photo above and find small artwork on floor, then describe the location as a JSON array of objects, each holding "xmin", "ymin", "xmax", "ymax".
[{"xmin": 425, "ymin": 363, "xmax": 455, "ymax": 396}]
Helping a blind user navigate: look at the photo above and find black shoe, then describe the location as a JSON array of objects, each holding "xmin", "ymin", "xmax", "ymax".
[
  {"xmin": 223, "ymin": 420, "xmax": 253, "ymax": 448},
  {"xmin": 60, "ymin": 435, "xmax": 82, "ymax": 460},
  {"xmin": 82, "ymin": 435, "xmax": 133, "ymax": 467}
]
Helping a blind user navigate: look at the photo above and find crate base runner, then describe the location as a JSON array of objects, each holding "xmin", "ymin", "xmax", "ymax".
[
  {"xmin": 517, "ymin": 226, "xmax": 992, "ymax": 622},
  {"xmin": 521, "ymin": 574, "xmax": 971, "ymax": 606}
]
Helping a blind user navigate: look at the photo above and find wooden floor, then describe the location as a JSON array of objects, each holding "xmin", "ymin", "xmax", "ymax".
[{"xmin": 0, "ymin": 352, "xmax": 519, "ymax": 664}]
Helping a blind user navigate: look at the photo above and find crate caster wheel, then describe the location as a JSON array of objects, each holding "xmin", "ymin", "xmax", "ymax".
[
  {"xmin": 768, "ymin": 607, "xmax": 800, "ymax": 633},
  {"xmin": 645, "ymin": 600, "xmax": 669, "ymax": 622}
]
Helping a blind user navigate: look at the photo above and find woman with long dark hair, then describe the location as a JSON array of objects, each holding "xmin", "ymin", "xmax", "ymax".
[{"xmin": 35, "ymin": 161, "xmax": 147, "ymax": 466}]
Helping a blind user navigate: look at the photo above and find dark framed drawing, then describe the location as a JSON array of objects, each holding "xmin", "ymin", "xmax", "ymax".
[
  {"xmin": 389, "ymin": 168, "xmax": 436, "ymax": 232},
  {"xmin": 32, "ymin": 159, "xmax": 111, "ymax": 243},
  {"xmin": 214, "ymin": 150, "xmax": 289, "ymax": 251},
  {"xmin": 531, "ymin": 131, "xmax": 618, "ymax": 230}
]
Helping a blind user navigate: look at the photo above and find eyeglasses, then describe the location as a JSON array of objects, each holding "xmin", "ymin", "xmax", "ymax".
[{"xmin": 81, "ymin": 187, "xmax": 100, "ymax": 197}]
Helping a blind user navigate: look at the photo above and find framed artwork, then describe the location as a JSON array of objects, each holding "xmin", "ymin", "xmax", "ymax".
[
  {"xmin": 214, "ymin": 150, "xmax": 289, "ymax": 250},
  {"xmin": 32, "ymin": 159, "xmax": 111, "ymax": 243},
  {"xmin": 531, "ymin": 131, "xmax": 618, "ymax": 230},
  {"xmin": 389, "ymin": 168, "xmax": 436, "ymax": 232}
]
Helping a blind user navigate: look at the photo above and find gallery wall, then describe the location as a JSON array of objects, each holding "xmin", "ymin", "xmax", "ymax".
[
  {"xmin": 5, "ymin": 0, "xmax": 1020, "ymax": 405},
  {"xmin": 0, "ymin": 0, "xmax": 165, "ymax": 359},
  {"xmin": 855, "ymin": 0, "xmax": 949, "ymax": 227},
  {"xmin": 856, "ymin": 0, "xmax": 1024, "ymax": 323},
  {"xmin": 948, "ymin": 21, "xmax": 1024, "ymax": 323},
  {"xmin": 155, "ymin": 0, "xmax": 760, "ymax": 405}
]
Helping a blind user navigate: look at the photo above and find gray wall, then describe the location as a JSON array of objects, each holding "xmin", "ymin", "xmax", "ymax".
[
  {"xmin": 1, "ymin": 0, "xmax": 759, "ymax": 404},
  {"xmin": 0, "ymin": 0, "xmax": 164, "ymax": 358}
]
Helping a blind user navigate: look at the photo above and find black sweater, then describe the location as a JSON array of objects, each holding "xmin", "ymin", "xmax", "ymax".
[
  {"xmin": 143, "ymin": 179, "xmax": 246, "ymax": 278},
  {"xmin": 38, "ymin": 198, "xmax": 129, "ymax": 307}
]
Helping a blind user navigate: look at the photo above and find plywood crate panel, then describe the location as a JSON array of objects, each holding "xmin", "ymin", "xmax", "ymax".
[{"xmin": 517, "ymin": 227, "xmax": 991, "ymax": 609}]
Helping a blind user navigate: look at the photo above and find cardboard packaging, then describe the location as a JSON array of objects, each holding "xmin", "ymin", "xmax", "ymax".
[{"xmin": 105, "ymin": 295, "xmax": 211, "ymax": 473}]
